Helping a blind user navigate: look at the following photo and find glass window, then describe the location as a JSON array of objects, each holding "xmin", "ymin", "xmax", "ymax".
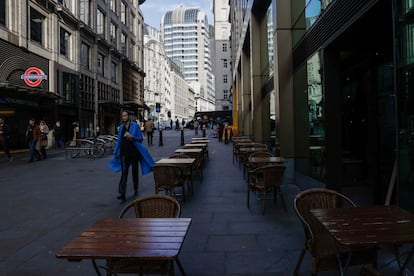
[
  {"xmin": 223, "ymin": 89, "xmax": 228, "ymax": 99},
  {"xmin": 110, "ymin": 21, "xmax": 117, "ymax": 43},
  {"xmin": 97, "ymin": 53, "xmax": 104, "ymax": 75},
  {"xmin": 80, "ymin": 42, "xmax": 90, "ymax": 69},
  {"xmin": 223, "ymin": 74, "xmax": 228, "ymax": 83},
  {"xmin": 221, "ymin": 8, "xmax": 227, "ymax": 20},
  {"xmin": 307, "ymin": 52, "xmax": 324, "ymax": 137},
  {"xmin": 222, "ymin": 43, "xmax": 227, "ymax": 52},
  {"xmin": 80, "ymin": 0, "xmax": 90, "ymax": 25},
  {"xmin": 30, "ymin": 8, "xmax": 45, "ymax": 44},
  {"xmin": 404, "ymin": 22, "xmax": 414, "ymax": 65},
  {"xmin": 223, "ymin": 59, "xmax": 228, "ymax": 68},
  {"xmin": 121, "ymin": 1, "xmax": 126, "ymax": 24},
  {"xmin": 97, "ymin": 9, "xmax": 105, "ymax": 35},
  {"xmin": 60, "ymin": 28, "xmax": 71, "ymax": 57},
  {"xmin": 403, "ymin": 0, "xmax": 414, "ymax": 14},
  {"xmin": 111, "ymin": 62, "xmax": 117, "ymax": 82},
  {"xmin": 0, "ymin": 0, "xmax": 5, "ymax": 26},
  {"xmin": 110, "ymin": 0, "xmax": 117, "ymax": 13},
  {"xmin": 121, "ymin": 32, "xmax": 127, "ymax": 55}
]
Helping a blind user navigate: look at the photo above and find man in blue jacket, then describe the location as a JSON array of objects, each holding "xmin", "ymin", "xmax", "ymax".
[{"xmin": 113, "ymin": 110, "xmax": 155, "ymax": 202}]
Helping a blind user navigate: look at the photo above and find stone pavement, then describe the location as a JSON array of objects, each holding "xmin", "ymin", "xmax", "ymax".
[{"xmin": 0, "ymin": 129, "xmax": 412, "ymax": 275}]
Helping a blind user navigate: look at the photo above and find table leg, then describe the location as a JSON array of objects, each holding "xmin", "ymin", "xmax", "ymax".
[
  {"xmin": 175, "ymin": 257, "xmax": 186, "ymax": 276},
  {"xmin": 397, "ymin": 244, "xmax": 414, "ymax": 276},
  {"xmin": 92, "ymin": 259, "xmax": 103, "ymax": 276},
  {"xmin": 334, "ymin": 244, "xmax": 352, "ymax": 276}
]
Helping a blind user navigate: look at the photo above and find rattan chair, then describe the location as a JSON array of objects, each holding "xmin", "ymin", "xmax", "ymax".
[
  {"xmin": 293, "ymin": 188, "xmax": 377, "ymax": 275},
  {"xmin": 152, "ymin": 164, "xmax": 186, "ymax": 201},
  {"xmin": 243, "ymin": 151, "xmax": 273, "ymax": 178},
  {"xmin": 106, "ymin": 195, "xmax": 182, "ymax": 276},
  {"xmin": 246, "ymin": 164, "xmax": 286, "ymax": 214}
]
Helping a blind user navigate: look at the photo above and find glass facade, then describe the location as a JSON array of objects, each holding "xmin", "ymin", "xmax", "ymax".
[{"xmin": 30, "ymin": 8, "xmax": 44, "ymax": 44}]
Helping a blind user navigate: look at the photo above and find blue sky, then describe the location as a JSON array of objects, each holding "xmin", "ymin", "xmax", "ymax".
[{"xmin": 140, "ymin": 0, "xmax": 214, "ymax": 29}]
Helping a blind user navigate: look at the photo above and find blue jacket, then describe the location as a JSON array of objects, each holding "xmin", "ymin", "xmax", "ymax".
[{"xmin": 111, "ymin": 121, "xmax": 155, "ymax": 175}]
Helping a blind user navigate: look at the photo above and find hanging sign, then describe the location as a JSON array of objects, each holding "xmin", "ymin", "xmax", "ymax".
[{"xmin": 21, "ymin": 67, "xmax": 48, "ymax": 87}]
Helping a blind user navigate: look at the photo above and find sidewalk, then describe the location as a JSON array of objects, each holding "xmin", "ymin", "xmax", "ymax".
[{"xmin": 0, "ymin": 129, "xmax": 412, "ymax": 275}]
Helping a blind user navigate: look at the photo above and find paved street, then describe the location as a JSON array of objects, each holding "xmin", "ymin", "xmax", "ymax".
[{"xmin": 0, "ymin": 129, "xmax": 412, "ymax": 275}]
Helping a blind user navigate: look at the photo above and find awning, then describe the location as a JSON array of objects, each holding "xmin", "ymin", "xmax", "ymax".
[{"xmin": 0, "ymin": 83, "xmax": 63, "ymax": 100}]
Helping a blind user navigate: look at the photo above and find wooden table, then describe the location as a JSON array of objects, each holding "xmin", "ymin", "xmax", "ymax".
[
  {"xmin": 191, "ymin": 140, "xmax": 210, "ymax": 143},
  {"xmin": 56, "ymin": 218, "xmax": 192, "ymax": 276},
  {"xmin": 248, "ymin": 156, "xmax": 285, "ymax": 165},
  {"xmin": 156, "ymin": 158, "xmax": 196, "ymax": 194},
  {"xmin": 311, "ymin": 205, "xmax": 414, "ymax": 275},
  {"xmin": 175, "ymin": 148, "xmax": 202, "ymax": 154}
]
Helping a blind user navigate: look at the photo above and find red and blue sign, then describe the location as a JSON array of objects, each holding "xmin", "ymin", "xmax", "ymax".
[{"xmin": 20, "ymin": 67, "xmax": 48, "ymax": 87}]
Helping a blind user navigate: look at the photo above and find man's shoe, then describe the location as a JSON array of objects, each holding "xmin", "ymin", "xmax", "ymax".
[{"xmin": 117, "ymin": 194, "xmax": 126, "ymax": 202}]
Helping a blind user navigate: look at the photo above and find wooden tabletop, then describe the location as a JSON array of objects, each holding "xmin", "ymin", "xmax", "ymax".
[
  {"xmin": 184, "ymin": 143, "xmax": 207, "ymax": 147},
  {"xmin": 248, "ymin": 157, "xmax": 285, "ymax": 164},
  {"xmin": 239, "ymin": 147, "xmax": 266, "ymax": 152},
  {"xmin": 56, "ymin": 218, "xmax": 192, "ymax": 261},
  {"xmin": 191, "ymin": 140, "xmax": 210, "ymax": 143},
  {"xmin": 175, "ymin": 148, "xmax": 202, "ymax": 153},
  {"xmin": 156, "ymin": 158, "xmax": 196, "ymax": 165},
  {"xmin": 311, "ymin": 205, "xmax": 414, "ymax": 247}
]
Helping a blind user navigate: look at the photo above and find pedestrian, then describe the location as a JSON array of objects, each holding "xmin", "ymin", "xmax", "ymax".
[
  {"xmin": 112, "ymin": 110, "xmax": 155, "ymax": 203},
  {"xmin": 39, "ymin": 120, "xmax": 49, "ymax": 159},
  {"xmin": 95, "ymin": 126, "xmax": 101, "ymax": 137},
  {"xmin": 170, "ymin": 119, "xmax": 173, "ymax": 130},
  {"xmin": 33, "ymin": 120, "xmax": 43, "ymax": 161},
  {"xmin": 26, "ymin": 119, "xmax": 40, "ymax": 162},
  {"xmin": 0, "ymin": 117, "xmax": 13, "ymax": 162},
  {"xmin": 144, "ymin": 118, "xmax": 155, "ymax": 146},
  {"xmin": 194, "ymin": 120, "xmax": 199, "ymax": 136},
  {"xmin": 175, "ymin": 118, "xmax": 179, "ymax": 130},
  {"xmin": 182, "ymin": 119, "xmax": 186, "ymax": 128},
  {"xmin": 53, "ymin": 121, "xmax": 65, "ymax": 149}
]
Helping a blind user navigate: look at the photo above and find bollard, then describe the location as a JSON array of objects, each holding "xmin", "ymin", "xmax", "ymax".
[
  {"xmin": 180, "ymin": 129, "xmax": 184, "ymax": 146},
  {"xmin": 159, "ymin": 129, "xmax": 163, "ymax": 146}
]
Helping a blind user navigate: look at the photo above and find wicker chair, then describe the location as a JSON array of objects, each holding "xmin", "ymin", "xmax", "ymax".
[
  {"xmin": 152, "ymin": 164, "xmax": 186, "ymax": 201},
  {"xmin": 106, "ymin": 195, "xmax": 181, "ymax": 276},
  {"xmin": 246, "ymin": 164, "xmax": 286, "ymax": 214},
  {"xmin": 293, "ymin": 188, "xmax": 377, "ymax": 275},
  {"xmin": 243, "ymin": 151, "xmax": 273, "ymax": 178}
]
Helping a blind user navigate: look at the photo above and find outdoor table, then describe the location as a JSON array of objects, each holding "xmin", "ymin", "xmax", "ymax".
[
  {"xmin": 175, "ymin": 148, "xmax": 203, "ymax": 154},
  {"xmin": 247, "ymin": 156, "xmax": 285, "ymax": 165},
  {"xmin": 191, "ymin": 140, "xmax": 210, "ymax": 143},
  {"xmin": 56, "ymin": 218, "xmax": 192, "ymax": 276},
  {"xmin": 156, "ymin": 158, "xmax": 196, "ymax": 194},
  {"xmin": 311, "ymin": 205, "xmax": 414, "ymax": 275}
]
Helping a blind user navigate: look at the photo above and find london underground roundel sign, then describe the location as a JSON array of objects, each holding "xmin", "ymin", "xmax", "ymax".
[{"xmin": 21, "ymin": 67, "xmax": 48, "ymax": 87}]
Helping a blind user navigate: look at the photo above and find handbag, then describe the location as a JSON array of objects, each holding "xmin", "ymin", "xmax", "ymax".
[{"xmin": 35, "ymin": 141, "xmax": 41, "ymax": 151}]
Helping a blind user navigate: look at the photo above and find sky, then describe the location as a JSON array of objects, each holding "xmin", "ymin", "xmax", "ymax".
[{"xmin": 140, "ymin": 0, "xmax": 214, "ymax": 29}]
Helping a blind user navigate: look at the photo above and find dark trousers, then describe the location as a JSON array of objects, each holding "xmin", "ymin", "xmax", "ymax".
[
  {"xmin": 0, "ymin": 139, "xmax": 11, "ymax": 158},
  {"xmin": 146, "ymin": 131, "xmax": 153, "ymax": 146},
  {"xmin": 28, "ymin": 140, "xmax": 41, "ymax": 161},
  {"xmin": 118, "ymin": 154, "xmax": 139, "ymax": 195}
]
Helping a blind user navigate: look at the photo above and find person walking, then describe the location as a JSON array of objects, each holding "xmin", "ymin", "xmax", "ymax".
[
  {"xmin": 175, "ymin": 118, "xmax": 180, "ymax": 130},
  {"xmin": 0, "ymin": 117, "xmax": 13, "ymax": 162},
  {"xmin": 194, "ymin": 120, "xmax": 199, "ymax": 136},
  {"xmin": 32, "ymin": 120, "xmax": 43, "ymax": 161},
  {"xmin": 113, "ymin": 110, "xmax": 155, "ymax": 203},
  {"xmin": 53, "ymin": 121, "xmax": 65, "ymax": 149},
  {"xmin": 144, "ymin": 118, "xmax": 155, "ymax": 146},
  {"xmin": 26, "ymin": 119, "xmax": 40, "ymax": 162},
  {"xmin": 39, "ymin": 120, "xmax": 49, "ymax": 159}
]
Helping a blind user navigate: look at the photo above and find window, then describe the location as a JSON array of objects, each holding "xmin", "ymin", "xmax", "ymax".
[
  {"xmin": 221, "ymin": 8, "xmax": 227, "ymax": 20},
  {"xmin": 121, "ymin": 32, "xmax": 127, "ymax": 55},
  {"xmin": 80, "ymin": 42, "xmax": 90, "ymax": 69},
  {"xmin": 110, "ymin": 0, "xmax": 117, "ymax": 13},
  {"xmin": 223, "ymin": 90, "xmax": 228, "ymax": 99},
  {"xmin": 222, "ymin": 43, "xmax": 227, "ymax": 52},
  {"xmin": 97, "ymin": 9, "xmax": 105, "ymax": 35},
  {"xmin": 60, "ymin": 28, "xmax": 71, "ymax": 57},
  {"xmin": 111, "ymin": 62, "xmax": 117, "ymax": 82},
  {"xmin": 30, "ymin": 8, "xmax": 45, "ymax": 44},
  {"xmin": 80, "ymin": 0, "xmax": 90, "ymax": 25},
  {"xmin": 58, "ymin": 0, "xmax": 73, "ymax": 11},
  {"xmin": 121, "ymin": 1, "xmax": 126, "ymax": 24},
  {"xmin": 223, "ymin": 74, "xmax": 228, "ymax": 84},
  {"xmin": 0, "ymin": 0, "xmax": 5, "ymax": 26},
  {"xmin": 97, "ymin": 53, "xmax": 105, "ymax": 75},
  {"xmin": 110, "ymin": 21, "xmax": 117, "ymax": 44},
  {"xmin": 223, "ymin": 59, "xmax": 228, "ymax": 68}
]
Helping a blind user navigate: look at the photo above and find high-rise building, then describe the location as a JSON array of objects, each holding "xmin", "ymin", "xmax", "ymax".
[
  {"xmin": 213, "ymin": 0, "xmax": 232, "ymax": 111},
  {"xmin": 161, "ymin": 5, "xmax": 215, "ymax": 113}
]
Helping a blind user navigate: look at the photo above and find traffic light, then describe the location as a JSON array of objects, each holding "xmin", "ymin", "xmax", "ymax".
[{"xmin": 156, "ymin": 103, "xmax": 160, "ymax": 113}]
